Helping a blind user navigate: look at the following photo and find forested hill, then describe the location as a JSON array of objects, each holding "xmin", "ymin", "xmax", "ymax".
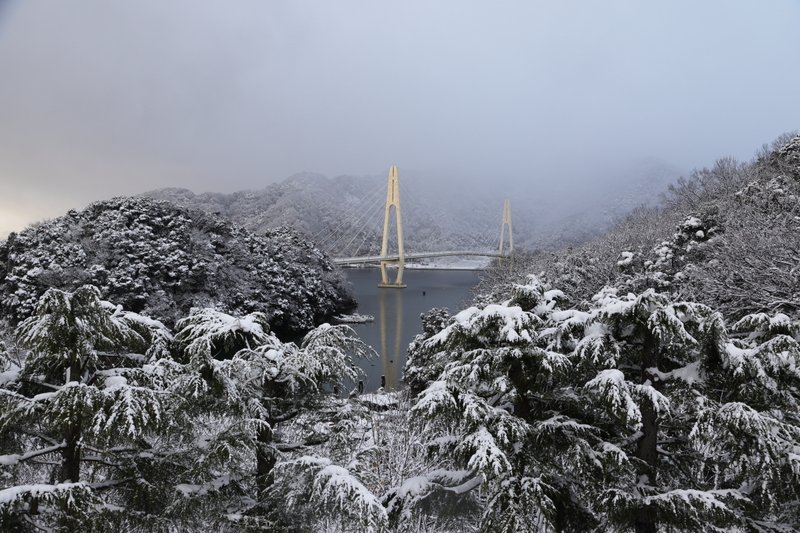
[
  {"xmin": 481, "ymin": 132, "xmax": 800, "ymax": 321},
  {"xmin": 0, "ymin": 196, "xmax": 354, "ymax": 334},
  {"xmin": 143, "ymin": 158, "xmax": 681, "ymax": 254}
]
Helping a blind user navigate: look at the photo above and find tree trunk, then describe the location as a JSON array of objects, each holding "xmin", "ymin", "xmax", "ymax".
[
  {"xmin": 61, "ymin": 358, "xmax": 83, "ymax": 483},
  {"xmin": 58, "ymin": 424, "xmax": 82, "ymax": 531},
  {"xmin": 508, "ymin": 359, "xmax": 531, "ymax": 421},
  {"xmin": 634, "ymin": 333, "xmax": 659, "ymax": 533},
  {"xmin": 257, "ymin": 378, "xmax": 280, "ymax": 501},
  {"xmin": 634, "ymin": 400, "xmax": 658, "ymax": 533},
  {"xmin": 256, "ymin": 423, "xmax": 276, "ymax": 499},
  {"xmin": 61, "ymin": 429, "xmax": 82, "ymax": 482}
]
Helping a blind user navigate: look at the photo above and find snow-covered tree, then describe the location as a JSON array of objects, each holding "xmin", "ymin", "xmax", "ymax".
[
  {"xmin": 563, "ymin": 287, "xmax": 735, "ymax": 532},
  {"xmin": 393, "ymin": 276, "xmax": 602, "ymax": 532},
  {"xmin": 400, "ymin": 275, "xmax": 800, "ymax": 532},
  {"xmin": 0, "ymin": 285, "xmax": 181, "ymax": 530},
  {"xmin": 171, "ymin": 308, "xmax": 381, "ymax": 530},
  {"xmin": 404, "ymin": 307, "xmax": 452, "ymax": 395},
  {"xmin": 0, "ymin": 197, "xmax": 353, "ymax": 334},
  {"xmin": 0, "ymin": 289, "xmax": 390, "ymax": 531},
  {"xmin": 687, "ymin": 311, "xmax": 800, "ymax": 530}
]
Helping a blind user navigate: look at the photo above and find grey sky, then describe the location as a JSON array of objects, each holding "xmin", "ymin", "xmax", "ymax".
[{"xmin": 1, "ymin": 0, "xmax": 799, "ymax": 236}]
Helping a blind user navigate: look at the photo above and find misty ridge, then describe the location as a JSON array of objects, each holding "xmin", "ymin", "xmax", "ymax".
[{"xmin": 143, "ymin": 156, "xmax": 682, "ymax": 256}]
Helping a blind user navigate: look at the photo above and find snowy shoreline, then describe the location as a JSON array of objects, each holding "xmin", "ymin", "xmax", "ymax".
[{"xmin": 340, "ymin": 259, "xmax": 491, "ymax": 271}]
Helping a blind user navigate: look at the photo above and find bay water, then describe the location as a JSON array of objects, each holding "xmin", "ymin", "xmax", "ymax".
[{"xmin": 342, "ymin": 268, "xmax": 481, "ymax": 391}]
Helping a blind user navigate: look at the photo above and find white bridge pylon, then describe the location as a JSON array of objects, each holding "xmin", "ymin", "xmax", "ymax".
[
  {"xmin": 379, "ymin": 165, "xmax": 405, "ymax": 288},
  {"xmin": 332, "ymin": 165, "xmax": 513, "ymax": 288},
  {"xmin": 499, "ymin": 198, "xmax": 513, "ymax": 255}
]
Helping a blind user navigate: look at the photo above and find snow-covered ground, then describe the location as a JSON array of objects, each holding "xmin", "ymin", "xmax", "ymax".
[
  {"xmin": 340, "ymin": 257, "xmax": 491, "ymax": 270},
  {"xmin": 332, "ymin": 313, "xmax": 374, "ymax": 324},
  {"xmin": 404, "ymin": 257, "xmax": 491, "ymax": 270}
]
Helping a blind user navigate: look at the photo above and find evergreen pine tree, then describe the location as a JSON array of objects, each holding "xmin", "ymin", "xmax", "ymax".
[
  {"xmin": 0, "ymin": 285, "xmax": 180, "ymax": 531},
  {"xmin": 392, "ymin": 276, "xmax": 602, "ymax": 532},
  {"xmin": 172, "ymin": 308, "xmax": 381, "ymax": 529},
  {"xmin": 398, "ymin": 276, "xmax": 800, "ymax": 532}
]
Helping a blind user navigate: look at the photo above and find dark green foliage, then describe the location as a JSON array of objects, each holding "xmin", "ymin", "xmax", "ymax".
[
  {"xmin": 0, "ymin": 285, "xmax": 182, "ymax": 531},
  {"xmin": 400, "ymin": 275, "xmax": 800, "ymax": 532},
  {"xmin": 0, "ymin": 286, "xmax": 384, "ymax": 532},
  {"xmin": 0, "ymin": 196, "xmax": 353, "ymax": 335},
  {"xmin": 404, "ymin": 307, "xmax": 452, "ymax": 395}
]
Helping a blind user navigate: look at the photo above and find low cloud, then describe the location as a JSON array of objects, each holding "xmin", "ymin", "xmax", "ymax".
[{"xmin": 1, "ymin": 0, "xmax": 799, "ymax": 234}]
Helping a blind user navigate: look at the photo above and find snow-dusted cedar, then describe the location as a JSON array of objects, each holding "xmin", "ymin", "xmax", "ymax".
[
  {"xmin": 171, "ymin": 308, "xmax": 379, "ymax": 529},
  {"xmin": 277, "ymin": 456, "xmax": 387, "ymax": 530},
  {"xmin": 396, "ymin": 276, "xmax": 601, "ymax": 531},
  {"xmin": 0, "ymin": 285, "xmax": 183, "ymax": 530},
  {"xmin": 399, "ymin": 274, "xmax": 800, "ymax": 532}
]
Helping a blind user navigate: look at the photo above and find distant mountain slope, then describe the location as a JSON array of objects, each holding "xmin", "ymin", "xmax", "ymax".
[
  {"xmin": 0, "ymin": 197, "xmax": 354, "ymax": 334},
  {"xmin": 479, "ymin": 132, "xmax": 800, "ymax": 321},
  {"xmin": 144, "ymin": 159, "xmax": 682, "ymax": 255}
]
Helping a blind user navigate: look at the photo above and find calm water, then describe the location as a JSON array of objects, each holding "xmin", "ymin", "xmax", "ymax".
[{"xmin": 343, "ymin": 268, "xmax": 482, "ymax": 391}]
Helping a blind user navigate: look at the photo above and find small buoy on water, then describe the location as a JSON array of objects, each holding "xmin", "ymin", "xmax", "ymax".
[{"xmin": 422, "ymin": 291, "xmax": 426, "ymax": 296}]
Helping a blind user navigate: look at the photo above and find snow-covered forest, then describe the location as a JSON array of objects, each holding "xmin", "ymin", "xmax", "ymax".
[
  {"xmin": 0, "ymin": 197, "xmax": 354, "ymax": 335},
  {"xmin": 1, "ymin": 133, "xmax": 799, "ymax": 532}
]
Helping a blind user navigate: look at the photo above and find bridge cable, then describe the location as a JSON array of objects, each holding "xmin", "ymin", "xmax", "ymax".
[
  {"xmin": 338, "ymin": 193, "xmax": 388, "ymax": 256},
  {"xmin": 323, "ymin": 183, "xmax": 388, "ymax": 253},
  {"xmin": 350, "ymin": 219, "xmax": 381, "ymax": 259},
  {"xmin": 323, "ymin": 187, "xmax": 386, "ymax": 254},
  {"xmin": 309, "ymin": 179, "xmax": 385, "ymax": 243},
  {"xmin": 344, "ymin": 176, "xmax": 420, "ymax": 259},
  {"xmin": 310, "ymin": 180, "xmax": 386, "ymax": 248},
  {"xmin": 396, "ymin": 180, "xmax": 431, "ymax": 252},
  {"xmin": 309, "ymin": 180, "xmax": 385, "ymax": 244},
  {"xmin": 351, "ymin": 193, "xmax": 397, "ymax": 258}
]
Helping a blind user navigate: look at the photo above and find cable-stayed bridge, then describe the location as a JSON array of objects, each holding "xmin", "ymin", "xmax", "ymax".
[
  {"xmin": 315, "ymin": 166, "xmax": 513, "ymax": 288},
  {"xmin": 333, "ymin": 250, "xmax": 504, "ymax": 264}
]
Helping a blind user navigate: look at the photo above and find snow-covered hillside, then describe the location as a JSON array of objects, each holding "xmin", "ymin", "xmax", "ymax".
[
  {"xmin": 0, "ymin": 196, "xmax": 354, "ymax": 334},
  {"xmin": 144, "ymin": 159, "xmax": 682, "ymax": 255}
]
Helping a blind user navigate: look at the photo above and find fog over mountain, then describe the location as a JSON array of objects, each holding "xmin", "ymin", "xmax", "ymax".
[
  {"xmin": 144, "ymin": 156, "xmax": 683, "ymax": 255},
  {"xmin": 2, "ymin": 1, "xmax": 800, "ymax": 237}
]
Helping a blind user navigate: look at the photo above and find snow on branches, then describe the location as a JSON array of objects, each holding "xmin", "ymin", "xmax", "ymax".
[
  {"xmin": 278, "ymin": 455, "xmax": 387, "ymax": 530},
  {"xmin": 399, "ymin": 274, "xmax": 800, "ymax": 532},
  {"xmin": 0, "ymin": 286, "xmax": 383, "ymax": 531},
  {"xmin": 0, "ymin": 286, "xmax": 179, "ymax": 530}
]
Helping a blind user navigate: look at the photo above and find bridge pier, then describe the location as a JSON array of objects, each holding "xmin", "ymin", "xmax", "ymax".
[
  {"xmin": 378, "ymin": 260, "xmax": 406, "ymax": 288},
  {"xmin": 499, "ymin": 199, "xmax": 513, "ymax": 255}
]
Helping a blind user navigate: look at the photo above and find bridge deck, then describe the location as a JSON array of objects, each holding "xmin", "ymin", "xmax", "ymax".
[{"xmin": 333, "ymin": 250, "xmax": 503, "ymax": 265}]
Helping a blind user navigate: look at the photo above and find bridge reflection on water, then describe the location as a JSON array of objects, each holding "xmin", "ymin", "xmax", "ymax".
[
  {"xmin": 345, "ymin": 268, "xmax": 482, "ymax": 391},
  {"xmin": 378, "ymin": 287, "xmax": 402, "ymax": 389}
]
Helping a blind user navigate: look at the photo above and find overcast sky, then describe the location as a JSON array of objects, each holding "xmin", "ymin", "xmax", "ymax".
[{"xmin": 1, "ymin": 0, "xmax": 799, "ymax": 236}]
